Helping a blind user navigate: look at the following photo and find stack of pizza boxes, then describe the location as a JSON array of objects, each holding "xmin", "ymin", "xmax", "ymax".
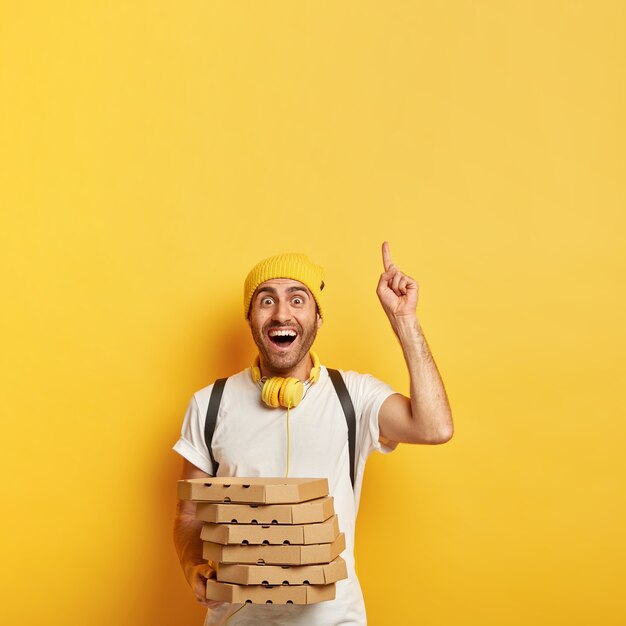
[{"xmin": 177, "ymin": 477, "xmax": 347, "ymax": 605}]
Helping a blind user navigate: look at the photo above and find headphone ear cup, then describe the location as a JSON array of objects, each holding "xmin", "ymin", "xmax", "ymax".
[
  {"xmin": 262, "ymin": 377, "xmax": 282, "ymax": 408},
  {"xmin": 270, "ymin": 378, "xmax": 283, "ymax": 408},
  {"xmin": 281, "ymin": 377, "xmax": 304, "ymax": 408},
  {"xmin": 261, "ymin": 379, "xmax": 270, "ymax": 406},
  {"xmin": 262, "ymin": 377, "xmax": 305, "ymax": 408},
  {"xmin": 278, "ymin": 379, "xmax": 287, "ymax": 407}
]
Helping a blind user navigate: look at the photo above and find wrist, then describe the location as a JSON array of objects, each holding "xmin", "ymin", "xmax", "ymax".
[{"xmin": 391, "ymin": 314, "xmax": 422, "ymax": 339}]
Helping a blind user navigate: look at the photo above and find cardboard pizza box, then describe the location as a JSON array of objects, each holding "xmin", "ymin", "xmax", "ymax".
[
  {"xmin": 178, "ymin": 477, "xmax": 328, "ymax": 504},
  {"xmin": 205, "ymin": 580, "xmax": 336, "ymax": 605},
  {"xmin": 196, "ymin": 496, "xmax": 335, "ymax": 525},
  {"xmin": 203, "ymin": 533, "xmax": 346, "ymax": 566},
  {"xmin": 200, "ymin": 515, "xmax": 340, "ymax": 546},
  {"xmin": 216, "ymin": 556, "xmax": 348, "ymax": 586}
]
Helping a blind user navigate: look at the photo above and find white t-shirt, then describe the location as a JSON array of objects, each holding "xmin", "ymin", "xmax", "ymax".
[{"xmin": 173, "ymin": 365, "xmax": 397, "ymax": 626}]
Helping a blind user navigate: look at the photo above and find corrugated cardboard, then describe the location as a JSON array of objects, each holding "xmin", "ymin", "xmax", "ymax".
[
  {"xmin": 178, "ymin": 477, "xmax": 328, "ymax": 504},
  {"xmin": 205, "ymin": 580, "xmax": 336, "ymax": 605},
  {"xmin": 203, "ymin": 533, "xmax": 346, "ymax": 565},
  {"xmin": 196, "ymin": 496, "xmax": 335, "ymax": 525},
  {"xmin": 200, "ymin": 515, "xmax": 340, "ymax": 546},
  {"xmin": 216, "ymin": 556, "xmax": 348, "ymax": 586}
]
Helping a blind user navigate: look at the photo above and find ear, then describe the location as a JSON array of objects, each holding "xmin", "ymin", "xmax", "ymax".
[{"xmin": 316, "ymin": 314, "xmax": 323, "ymax": 330}]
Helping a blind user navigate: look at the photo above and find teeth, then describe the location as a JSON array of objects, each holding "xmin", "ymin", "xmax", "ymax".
[{"xmin": 269, "ymin": 329, "xmax": 297, "ymax": 337}]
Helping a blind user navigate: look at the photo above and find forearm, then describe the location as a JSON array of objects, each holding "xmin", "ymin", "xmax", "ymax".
[
  {"xmin": 376, "ymin": 241, "xmax": 453, "ymax": 444},
  {"xmin": 174, "ymin": 460, "xmax": 222, "ymax": 608},
  {"xmin": 394, "ymin": 315, "xmax": 453, "ymax": 443},
  {"xmin": 173, "ymin": 500, "xmax": 208, "ymax": 578}
]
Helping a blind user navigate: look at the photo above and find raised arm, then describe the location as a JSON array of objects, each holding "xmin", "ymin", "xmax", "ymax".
[{"xmin": 376, "ymin": 241, "xmax": 453, "ymax": 445}]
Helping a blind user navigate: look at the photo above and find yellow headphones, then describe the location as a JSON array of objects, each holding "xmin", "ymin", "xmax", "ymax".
[{"xmin": 251, "ymin": 351, "xmax": 321, "ymax": 409}]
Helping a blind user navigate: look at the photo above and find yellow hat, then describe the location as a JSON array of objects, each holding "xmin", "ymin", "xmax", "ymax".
[{"xmin": 244, "ymin": 253, "xmax": 325, "ymax": 319}]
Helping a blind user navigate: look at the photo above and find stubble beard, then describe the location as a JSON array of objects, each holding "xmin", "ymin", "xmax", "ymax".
[{"xmin": 251, "ymin": 320, "xmax": 318, "ymax": 377}]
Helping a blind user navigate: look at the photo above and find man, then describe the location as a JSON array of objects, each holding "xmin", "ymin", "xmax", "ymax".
[{"xmin": 173, "ymin": 242, "xmax": 453, "ymax": 625}]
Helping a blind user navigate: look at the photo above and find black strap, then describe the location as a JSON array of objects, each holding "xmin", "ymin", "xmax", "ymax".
[
  {"xmin": 203, "ymin": 371, "xmax": 357, "ymax": 488},
  {"xmin": 327, "ymin": 368, "xmax": 357, "ymax": 489},
  {"xmin": 204, "ymin": 378, "xmax": 227, "ymax": 476}
]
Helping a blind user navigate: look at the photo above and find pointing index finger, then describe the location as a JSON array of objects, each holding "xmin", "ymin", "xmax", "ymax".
[{"xmin": 382, "ymin": 241, "xmax": 394, "ymax": 271}]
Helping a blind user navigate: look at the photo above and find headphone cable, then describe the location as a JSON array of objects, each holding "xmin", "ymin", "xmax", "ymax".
[
  {"xmin": 224, "ymin": 602, "xmax": 246, "ymax": 625},
  {"xmin": 285, "ymin": 404, "xmax": 291, "ymax": 478},
  {"xmin": 223, "ymin": 390, "xmax": 295, "ymax": 623}
]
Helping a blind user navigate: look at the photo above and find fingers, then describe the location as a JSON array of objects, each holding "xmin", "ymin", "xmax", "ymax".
[
  {"xmin": 391, "ymin": 271, "xmax": 415, "ymax": 295},
  {"xmin": 197, "ymin": 563, "xmax": 216, "ymax": 580},
  {"xmin": 377, "ymin": 269, "xmax": 396, "ymax": 297},
  {"xmin": 378, "ymin": 267, "xmax": 417, "ymax": 297},
  {"xmin": 192, "ymin": 572, "xmax": 207, "ymax": 604},
  {"xmin": 377, "ymin": 269, "xmax": 389, "ymax": 291},
  {"xmin": 381, "ymin": 241, "xmax": 394, "ymax": 272},
  {"xmin": 191, "ymin": 563, "xmax": 219, "ymax": 608},
  {"xmin": 204, "ymin": 600, "xmax": 224, "ymax": 609},
  {"xmin": 391, "ymin": 271, "xmax": 404, "ymax": 294},
  {"xmin": 378, "ymin": 242, "xmax": 419, "ymax": 301}
]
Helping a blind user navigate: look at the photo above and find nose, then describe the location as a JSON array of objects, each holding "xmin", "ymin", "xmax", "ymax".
[{"xmin": 272, "ymin": 298, "xmax": 292, "ymax": 323}]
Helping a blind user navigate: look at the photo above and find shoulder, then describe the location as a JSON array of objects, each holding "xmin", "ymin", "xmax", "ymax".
[
  {"xmin": 322, "ymin": 366, "xmax": 393, "ymax": 399},
  {"xmin": 192, "ymin": 368, "xmax": 252, "ymax": 410}
]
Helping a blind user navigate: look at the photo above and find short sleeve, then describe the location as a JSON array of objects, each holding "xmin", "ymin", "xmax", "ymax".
[
  {"xmin": 172, "ymin": 393, "xmax": 215, "ymax": 475},
  {"xmin": 341, "ymin": 371, "xmax": 399, "ymax": 462}
]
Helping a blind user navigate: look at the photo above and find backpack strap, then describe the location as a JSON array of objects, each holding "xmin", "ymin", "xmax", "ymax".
[
  {"xmin": 203, "ymin": 371, "xmax": 357, "ymax": 488},
  {"xmin": 327, "ymin": 368, "xmax": 357, "ymax": 489},
  {"xmin": 204, "ymin": 378, "xmax": 227, "ymax": 476}
]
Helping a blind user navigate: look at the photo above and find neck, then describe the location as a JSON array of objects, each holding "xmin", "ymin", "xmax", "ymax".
[{"xmin": 258, "ymin": 353, "xmax": 314, "ymax": 381}]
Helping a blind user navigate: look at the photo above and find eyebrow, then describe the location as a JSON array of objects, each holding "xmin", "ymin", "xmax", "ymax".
[{"xmin": 255, "ymin": 286, "xmax": 311, "ymax": 297}]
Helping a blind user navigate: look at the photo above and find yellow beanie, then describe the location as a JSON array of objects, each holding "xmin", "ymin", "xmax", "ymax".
[{"xmin": 244, "ymin": 253, "xmax": 325, "ymax": 319}]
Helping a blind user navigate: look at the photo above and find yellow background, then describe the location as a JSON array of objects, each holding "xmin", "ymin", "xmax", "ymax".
[{"xmin": 1, "ymin": 2, "xmax": 624, "ymax": 625}]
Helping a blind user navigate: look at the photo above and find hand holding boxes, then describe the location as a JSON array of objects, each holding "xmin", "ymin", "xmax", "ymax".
[{"xmin": 177, "ymin": 477, "xmax": 348, "ymax": 605}]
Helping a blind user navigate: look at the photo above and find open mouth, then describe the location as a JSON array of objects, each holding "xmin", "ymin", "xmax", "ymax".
[{"xmin": 268, "ymin": 328, "xmax": 297, "ymax": 347}]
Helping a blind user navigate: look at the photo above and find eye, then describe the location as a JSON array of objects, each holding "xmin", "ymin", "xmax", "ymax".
[
  {"xmin": 291, "ymin": 296, "xmax": 304, "ymax": 305},
  {"xmin": 261, "ymin": 297, "xmax": 274, "ymax": 306}
]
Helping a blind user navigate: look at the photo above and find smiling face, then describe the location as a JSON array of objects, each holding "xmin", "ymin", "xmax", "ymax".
[{"xmin": 248, "ymin": 278, "xmax": 322, "ymax": 380}]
